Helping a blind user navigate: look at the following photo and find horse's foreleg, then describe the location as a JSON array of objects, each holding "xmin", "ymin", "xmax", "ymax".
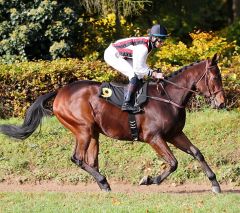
[
  {"xmin": 72, "ymin": 131, "xmax": 111, "ymax": 192},
  {"xmin": 139, "ymin": 135, "xmax": 178, "ymax": 185},
  {"xmin": 170, "ymin": 132, "xmax": 221, "ymax": 193}
]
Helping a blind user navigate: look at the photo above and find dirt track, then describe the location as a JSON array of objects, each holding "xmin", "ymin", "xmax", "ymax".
[{"xmin": 0, "ymin": 181, "xmax": 239, "ymax": 193}]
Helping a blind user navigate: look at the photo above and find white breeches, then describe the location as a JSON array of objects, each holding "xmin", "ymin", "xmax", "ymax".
[{"xmin": 104, "ymin": 45, "xmax": 136, "ymax": 80}]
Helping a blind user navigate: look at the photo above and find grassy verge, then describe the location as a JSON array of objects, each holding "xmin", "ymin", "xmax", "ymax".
[
  {"xmin": 0, "ymin": 192, "xmax": 239, "ymax": 213},
  {"xmin": 0, "ymin": 109, "xmax": 239, "ymax": 185}
]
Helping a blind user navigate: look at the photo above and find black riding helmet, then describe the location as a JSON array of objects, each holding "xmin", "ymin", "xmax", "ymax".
[
  {"xmin": 149, "ymin": 24, "xmax": 168, "ymax": 48},
  {"xmin": 149, "ymin": 24, "xmax": 168, "ymax": 37}
]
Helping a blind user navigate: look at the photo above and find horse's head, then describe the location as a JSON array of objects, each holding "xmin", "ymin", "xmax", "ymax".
[{"xmin": 195, "ymin": 54, "xmax": 225, "ymax": 109}]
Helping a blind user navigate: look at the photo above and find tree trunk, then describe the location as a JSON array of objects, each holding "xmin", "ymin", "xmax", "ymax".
[
  {"xmin": 228, "ymin": 0, "xmax": 240, "ymax": 24},
  {"xmin": 114, "ymin": 0, "xmax": 122, "ymax": 39},
  {"xmin": 232, "ymin": 0, "xmax": 240, "ymax": 21}
]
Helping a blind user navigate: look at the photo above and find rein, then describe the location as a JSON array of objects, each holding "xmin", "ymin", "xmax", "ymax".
[
  {"xmin": 146, "ymin": 93, "xmax": 185, "ymax": 108},
  {"xmin": 162, "ymin": 60, "xmax": 211, "ymax": 95},
  {"xmin": 162, "ymin": 78, "xmax": 197, "ymax": 93},
  {"xmin": 146, "ymin": 60, "xmax": 221, "ymax": 108},
  {"xmin": 146, "ymin": 79, "xmax": 185, "ymax": 108}
]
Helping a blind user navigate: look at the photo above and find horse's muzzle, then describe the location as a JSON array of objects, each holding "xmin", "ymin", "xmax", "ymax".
[
  {"xmin": 211, "ymin": 100, "xmax": 225, "ymax": 109},
  {"xmin": 211, "ymin": 93, "xmax": 226, "ymax": 109}
]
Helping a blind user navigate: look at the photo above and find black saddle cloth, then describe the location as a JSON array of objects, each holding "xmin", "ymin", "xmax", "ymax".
[{"xmin": 99, "ymin": 82, "xmax": 148, "ymax": 108}]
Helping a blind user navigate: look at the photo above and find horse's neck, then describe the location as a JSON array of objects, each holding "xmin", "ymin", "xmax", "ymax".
[{"xmin": 166, "ymin": 61, "xmax": 206, "ymax": 107}]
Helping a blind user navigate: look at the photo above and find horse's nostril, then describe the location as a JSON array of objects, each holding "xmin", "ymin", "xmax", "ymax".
[{"xmin": 218, "ymin": 103, "xmax": 225, "ymax": 109}]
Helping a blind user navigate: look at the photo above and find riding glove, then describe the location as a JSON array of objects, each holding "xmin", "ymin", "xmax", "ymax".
[{"xmin": 152, "ymin": 71, "xmax": 164, "ymax": 79}]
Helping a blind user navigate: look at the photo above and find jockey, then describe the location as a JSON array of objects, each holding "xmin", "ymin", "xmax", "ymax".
[{"xmin": 104, "ymin": 24, "xmax": 168, "ymax": 113}]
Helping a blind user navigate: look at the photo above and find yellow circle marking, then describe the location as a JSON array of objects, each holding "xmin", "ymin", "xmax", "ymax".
[{"xmin": 102, "ymin": 88, "xmax": 112, "ymax": 98}]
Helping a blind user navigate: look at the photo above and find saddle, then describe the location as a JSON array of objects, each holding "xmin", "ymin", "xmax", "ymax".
[
  {"xmin": 99, "ymin": 81, "xmax": 148, "ymax": 141},
  {"xmin": 99, "ymin": 81, "xmax": 148, "ymax": 109}
]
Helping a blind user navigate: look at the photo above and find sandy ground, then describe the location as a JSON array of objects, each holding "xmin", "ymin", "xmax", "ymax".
[{"xmin": 0, "ymin": 181, "xmax": 239, "ymax": 194}]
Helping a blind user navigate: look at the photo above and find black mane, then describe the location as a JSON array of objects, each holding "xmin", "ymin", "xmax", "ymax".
[{"xmin": 166, "ymin": 60, "xmax": 201, "ymax": 80}]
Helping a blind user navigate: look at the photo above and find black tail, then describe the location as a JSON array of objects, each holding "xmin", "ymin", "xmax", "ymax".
[{"xmin": 0, "ymin": 91, "xmax": 57, "ymax": 140}]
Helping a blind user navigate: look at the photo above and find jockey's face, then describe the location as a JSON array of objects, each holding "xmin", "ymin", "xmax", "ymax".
[{"xmin": 152, "ymin": 36, "xmax": 166, "ymax": 48}]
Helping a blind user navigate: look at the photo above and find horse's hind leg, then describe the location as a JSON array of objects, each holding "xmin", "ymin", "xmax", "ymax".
[
  {"xmin": 55, "ymin": 113, "xmax": 110, "ymax": 191},
  {"xmin": 169, "ymin": 132, "xmax": 221, "ymax": 193},
  {"xmin": 85, "ymin": 134, "xmax": 99, "ymax": 171},
  {"xmin": 71, "ymin": 130, "xmax": 111, "ymax": 191},
  {"xmin": 139, "ymin": 135, "xmax": 178, "ymax": 185},
  {"xmin": 53, "ymin": 88, "xmax": 110, "ymax": 191}
]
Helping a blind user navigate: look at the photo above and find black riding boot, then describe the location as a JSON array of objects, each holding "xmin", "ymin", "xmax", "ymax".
[{"xmin": 122, "ymin": 78, "xmax": 141, "ymax": 113}]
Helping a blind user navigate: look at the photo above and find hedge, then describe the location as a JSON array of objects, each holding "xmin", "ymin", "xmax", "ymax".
[
  {"xmin": 0, "ymin": 58, "xmax": 239, "ymax": 118},
  {"xmin": 0, "ymin": 58, "xmax": 124, "ymax": 118}
]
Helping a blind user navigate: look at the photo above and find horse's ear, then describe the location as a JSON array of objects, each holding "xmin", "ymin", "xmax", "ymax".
[{"xmin": 211, "ymin": 53, "xmax": 220, "ymax": 65}]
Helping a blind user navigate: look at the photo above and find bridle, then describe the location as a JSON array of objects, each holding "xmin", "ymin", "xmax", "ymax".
[
  {"xmin": 194, "ymin": 60, "xmax": 223, "ymax": 100},
  {"xmin": 146, "ymin": 60, "xmax": 223, "ymax": 108}
]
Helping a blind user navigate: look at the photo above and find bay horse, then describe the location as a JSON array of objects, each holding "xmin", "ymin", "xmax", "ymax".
[{"xmin": 0, "ymin": 54, "xmax": 225, "ymax": 193}]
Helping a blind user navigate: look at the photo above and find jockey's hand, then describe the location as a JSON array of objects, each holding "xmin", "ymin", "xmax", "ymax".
[{"xmin": 152, "ymin": 71, "xmax": 164, "ymax": 79}]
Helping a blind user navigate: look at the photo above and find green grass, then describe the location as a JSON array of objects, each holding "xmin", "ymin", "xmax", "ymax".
[
  {"xmin": 0, "ymin": 192, "xmax": 239, "ymax": 213},
  {"xmin": 0, "ymin": 109, "xmax": 239, "ymax": 185}
]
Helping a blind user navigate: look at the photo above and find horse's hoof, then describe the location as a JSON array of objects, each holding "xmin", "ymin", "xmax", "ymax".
[
  {"xmin": 139, "ymin": 176, "xmax": 150, "ymax": 185},
  {"xmin": 101, "ymin": 187, "xmax": 111, "ymax": 192},
  {"xmin": 212, "ymin": 186, "xmax": 221, "ymax": 193}
]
